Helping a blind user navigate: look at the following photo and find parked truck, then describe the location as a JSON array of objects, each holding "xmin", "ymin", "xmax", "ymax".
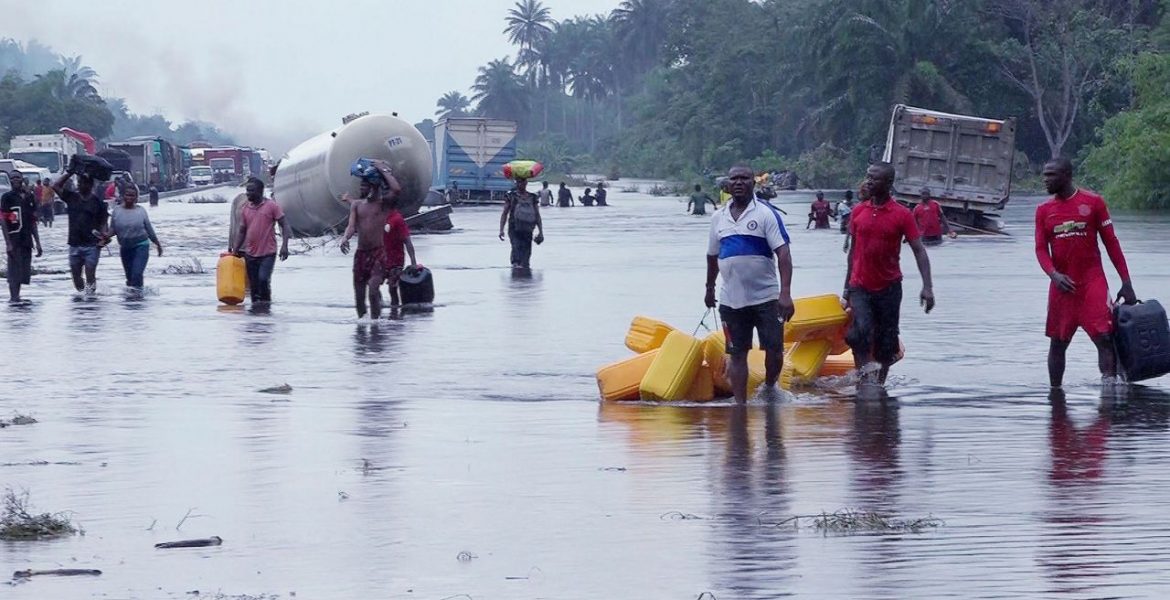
[
  {"xmin": 203, "ymin": 147, "xmax": 249, "ymax": 183},
  {"xmin": 6, "ymin": 132, "xmax": 87, "ymax": 179},
  {"xmin": 430, "ymin": 117, "xmax": 518, "ymax": 203},
  {"xmin": 882, "ymin": 104, "xmax": 1016, "ymax": 232},
  {"xmin": 106, "ymin": 136, "xmax": 186, "ymax": 191}
]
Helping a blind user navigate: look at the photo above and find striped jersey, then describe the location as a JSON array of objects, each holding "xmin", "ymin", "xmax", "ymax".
[{"xmin": 707, "ymin": 199, "xmax": 790, "ymax": 309}]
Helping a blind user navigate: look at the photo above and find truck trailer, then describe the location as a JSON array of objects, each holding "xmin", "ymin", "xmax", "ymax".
[
  {"xmin": 882, "ymin": 104, "xmax": 1016, "ymax": 232},
  {"xmin": 431, "ymin": 117, "xmax": 518, "ymax": 203},
  {"xmin": 6, "ymin": 133, "xmax": 86, "ymax": 179}
]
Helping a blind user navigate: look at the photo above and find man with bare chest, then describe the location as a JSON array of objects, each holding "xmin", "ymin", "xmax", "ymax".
[{"xmin": 340, "ymin": 162, "xmax": 401, "ymax": 319}]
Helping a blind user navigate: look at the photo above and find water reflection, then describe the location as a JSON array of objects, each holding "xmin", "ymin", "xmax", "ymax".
[{"xmin": 848, "ymin": 397, "xmax": 902, "ymax": 508}]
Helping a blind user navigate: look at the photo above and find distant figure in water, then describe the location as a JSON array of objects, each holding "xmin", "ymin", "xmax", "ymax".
[
  {"xmin": 148, "ymin": 184, "xmax": 159, "ymax": 207},
  {"xmin": 557, "ymin": 181, "xmax": 574, "ymax": 207},
  {"xmin": 687, "ymin": 184, "xmax": 717, "ymax": 216},
  {"xmin": 595, "ymin": 181, "xmax": 608, "ymax": 206},
  {"xmin": 843, "ymin": 162, "xmax": 934, "ymax": 388},
  {"xmin": 340, "ymin": 160, "xmax": 401, "ymax": 319},
  {"xmin": 232, "ymin": 177, "xmax": 290, "ymax": 304},
  {"xmin": 538, "ymin": 181, "xmax": 553, "ymax": 207},
  {"xmin": 807, "ymin": 191, "xmax": 833, "ymax": 229},
  {"xmin": 837, "ymin": 190, "xmax": 853, "ymax": 234},
  {"xmin": 1035, "ymin": 157, "xmax": 1137, "ymax": 388},
  {"xmin": 913, "ymin": 187, "xmax": 955, "ymax": 245},
  {"xmin": 579, "ymin": 188, "xmax": 595, "ymax": 206}
]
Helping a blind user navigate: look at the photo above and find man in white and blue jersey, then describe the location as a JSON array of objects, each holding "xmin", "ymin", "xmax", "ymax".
[{"xmin": 705, "ymin": 165, "xmax": 795, "ymax": 402}]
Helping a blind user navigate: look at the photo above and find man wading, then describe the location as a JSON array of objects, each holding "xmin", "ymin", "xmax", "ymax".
[
  {"xmin": 705, "ymin": 165, "xmax": 795, "ymax": 402},
  {"xmin": 499, "ymin": 177, "xmax": 544, "ymax": 268},
  {"xmin": 913, "ymin": 187, "xmax": 956, "ymax": 245},
  {"xmin": 1, "ymin": 171, "xmax": 42, "ymax": 302},
  {"xmin": 340, "ymin": 160, "xmax": 402, "ymax": 319},
  {"xmin": 844, "ymin": 162, "xmax": 935, "ymax": 387},
  {"xmin": 687, "ymin": 184, "xmax": 718, "ymax": 216},
  {"xmin": 1035, "ymin": 157, "xmax": 1137, "ymax": 388},
  {"xmin": 52, "ymin": 164, "xmax": 109, "ymax": 294},
  {"xmin": 233, "ymin": 178, "xmax": 290, "ymax": 304}
]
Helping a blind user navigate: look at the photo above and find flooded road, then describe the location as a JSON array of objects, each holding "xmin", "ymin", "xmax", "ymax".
[{"xmin": 3, "ymin": 184, "xmax": 1170, "ymax": 599}]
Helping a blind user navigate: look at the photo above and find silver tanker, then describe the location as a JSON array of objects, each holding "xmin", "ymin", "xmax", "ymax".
[{"xmin": 230, "ymin": 113, "xmax": 433, "ymax": 240}]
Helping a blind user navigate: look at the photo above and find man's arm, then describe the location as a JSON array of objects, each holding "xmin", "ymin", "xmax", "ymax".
[
  {"xmin": 340, "ymin": 202, "xmax": 359, "ymax": 253},
  {"xmin": 1098, "ymin": 201, "xmax": 1135, "ymax": 303},
  {"xmin": 498, "ymin": 197, "xmax": 511, "ymax": 240},
  {"xmin": 404, "ymin": 235, "xmax": 417, "ymax": 267},
  {"xmin": 534, "ymin": 199, "xmax": 543, "ymax": 234},
  {"xmin": 30, "ymin": 199, "xmax": 41, "ymax": 257},
  {"xmin": 234, "ymin": 217, "xmax": 248, "ymax": 257},
  {"xmin": 939, "ymin": 205, "xmax": 954, "ymax": 236},
  {"xmin": 705, "ymin": 254, "xmax": 719, "ymax": 308},
  {"xmin": 1035, "ymin": 206, "xmax": 1075, "ymax": 293},
  {"xmin": 277, "ymin": 215, "xmax": 291, "ymax": 260},
  {"xmin": 908, "ymin": 238, "xmax": 934, "ymax": 313},
  {"xmin": 774, "ymin": 245, "xmax": 794, "ymax": 320}
]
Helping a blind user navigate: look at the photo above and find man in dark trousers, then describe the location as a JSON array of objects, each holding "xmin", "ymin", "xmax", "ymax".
[
  {"xmin": 1035, "ymin": 157, "xmax": 1137, "ymax": 388},
  {"xmin": 1, "ymin": 172, "xmax": 42, "ymax": 302},
  {"xmin": 52, "ymin": 164, "xmax": 109, "ymax": 294},
  {"xmin": 233, "ymin": 178, "xmax": 291, "ymax": 304},
  {"xmin": 844, "ymin": 162, "xmax": 935, "ymax": 388},
  {"xmin": 499, "ymin": 177, "xmax": 544, "ymax": 268},
  {"xmin": 705, "ymin": 165, "xmax": 795, "ymax": 402}
]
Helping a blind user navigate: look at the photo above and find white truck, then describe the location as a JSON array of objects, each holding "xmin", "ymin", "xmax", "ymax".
[
  {"xmin": 6, "ymin": 133, "xmax": 86, "ymax": 180},
  {"xmin": 882, "ymin": 104, "xmax": 1016, "ymax": 232},
  {"xmin": 188, "ymin": 165, "xmax": 214, "ymax": 186}
]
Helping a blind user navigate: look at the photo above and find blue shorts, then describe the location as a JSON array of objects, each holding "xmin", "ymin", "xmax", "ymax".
[{"xmin": 69, "ymin": 245, "xmax": 101, "ymax": 269}]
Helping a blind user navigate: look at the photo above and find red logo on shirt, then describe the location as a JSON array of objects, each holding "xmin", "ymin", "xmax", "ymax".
[{"xmin": 1078, "ymin": 204, "xmax": 1091, "ymax": 217}]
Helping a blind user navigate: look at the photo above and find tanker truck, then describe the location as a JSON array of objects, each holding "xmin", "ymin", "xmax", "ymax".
[{"xmin": 230, "ymin": 113, "xmax": 438, "ymax": 242}]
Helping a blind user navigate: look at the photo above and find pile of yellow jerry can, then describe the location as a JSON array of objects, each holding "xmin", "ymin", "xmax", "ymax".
[{"xmin": 597, "ymin": 294, "xmax": 867, "ymax": 402}]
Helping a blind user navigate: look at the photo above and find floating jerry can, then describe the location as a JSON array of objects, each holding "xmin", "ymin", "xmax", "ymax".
[
  {"xmin": 785, "ymin": 294, "xmax": 848, "ymax": 343},
  {"xmin": 640, "ymin": 331, "xmax": 704, "ymax": 402},
  {"xmin": 625, "ymin": 316, "xmax": 675, "ymax": 354},
  {"xmin": 1115, "ymin": 300, "xmax": 1170, "ymax": 381},
  {"xmin": 597, "ymin": 350, "xmax": 661, "ymax": 402}
]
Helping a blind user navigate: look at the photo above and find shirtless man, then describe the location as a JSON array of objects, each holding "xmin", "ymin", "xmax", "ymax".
[{"xmin": 340, "ymin": 160, "xmax": 402, "ymax": 319}]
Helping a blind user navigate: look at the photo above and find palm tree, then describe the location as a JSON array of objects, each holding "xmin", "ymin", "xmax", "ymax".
[
  {"xmin": 609, "ymin": 0, "xmax": 672, "ymax": 74},
  {"xmin": 435, "ymin": 91, "xmax": 472, "ymax": 119},
  {"xmin": 504, "ymin": 0, "xmax": 554, "ymax": 52},
  {"xmin": 472, "ymin": 58, "xmax": 530, "ymax": 123},
  {"xmin": 59, "ymin": 55, "xmax": 101, "ymax": 101}
]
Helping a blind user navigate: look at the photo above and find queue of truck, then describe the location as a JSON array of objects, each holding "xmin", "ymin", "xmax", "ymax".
[{"xmin": 3, "ymin": 127, "xmax": 272, "ymax": 194}]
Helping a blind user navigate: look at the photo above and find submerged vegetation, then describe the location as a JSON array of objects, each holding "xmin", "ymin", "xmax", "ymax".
[{"xmin": 0, "ymin": 489, "xmax": 77, "ymax": 540}]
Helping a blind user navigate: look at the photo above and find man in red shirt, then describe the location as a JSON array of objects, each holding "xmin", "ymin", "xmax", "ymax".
[
  {"xmin": 913, "ymin": 187, "xmax": 956, "ymax": 245},
  {"xmin": 1035, "ymin": 158, "xmax": 1137, "ymax": 388},
  {"xmin": 844, "ymin": 162, "xmax": 935, "ymax": 387}
]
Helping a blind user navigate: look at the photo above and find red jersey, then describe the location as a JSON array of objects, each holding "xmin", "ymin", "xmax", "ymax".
[
  {"xmin": 848, "ymin": 198, "xmax": 921, "ymax": 292},
  {"xmin": 383, "ymin": 211, "xmax": 409, "ymax": 267},
  {"xmin": 913, "ymin": 200, "xmax": 945, "ymax": 237},
  {"xmin": 1034, "ymin": 189, "xmax": 1129, "ymax": 281}
]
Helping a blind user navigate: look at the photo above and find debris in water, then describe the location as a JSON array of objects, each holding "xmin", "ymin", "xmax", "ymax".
[
  {"xmin": 599, "ymin": 466, "xmax": 627, "ymax": 472},
  {"xmin": 161, "ymin": 257, "xmax": 205, "ymax": 275},
  {"xmin": 155, "ymin": 536, "xmax": 223, "ymax": 549},
  {"xmin": 0, "ymin": 414, "xmax": 37, "ymax": 428},
  {"xmin": 0, "ymin": 489, "xmax": 77, "ymax": 540},
  {"xmin": 259, "ymin": 383, "xmax": 293, "ymax": 395},
  {"xmin": 337, "ymin": 491, "xmax": 349, "ymax": 501},
  {"xmin": 660, "ymin": 511, "xmax": 704, "ymax": 521},
  {"xmin": 0, "ymin": 460, "xmax": 81, "ymax": 467},
  {"xmin": 13, "ymin": 568, "xmax": 101, "ymax": 579},
  {"xmin": 771, "ymin": 509, "xmax": 944, "ymax": 535},
  {"xmin": 456, "ymin": 551, "xmax": 477, "ymax": 562}
]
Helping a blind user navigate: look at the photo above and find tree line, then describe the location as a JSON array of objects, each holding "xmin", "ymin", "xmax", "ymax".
[
  {"xmin": 0, "ymin": 39, "xmax": 234, "ymax": 154},
  {"xmin": 438, "ymin": 0, "xmax": 1169, "ymax": 207}
]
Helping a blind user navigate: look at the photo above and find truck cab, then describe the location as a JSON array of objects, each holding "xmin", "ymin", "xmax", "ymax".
[{"xmin": 189, "ymin": 165, "xmax": 214, "ymax": 186}]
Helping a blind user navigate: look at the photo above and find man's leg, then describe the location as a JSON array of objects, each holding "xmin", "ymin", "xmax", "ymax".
[
  {"xmin": 387, "ymin": 268, "xmax": 402, "ymax": 306},
  {"xmin": 119, "ymin": 245, "xmax": 133, "ymax": 287},
  {"xmin": 1049, "ymin": 338, "xmax": 1071, "ymax": 388},
  {"xmin": 872, "ymin": 283, "xmax": 903, "ymax": 385},
  {"xmin": 69, "ymin": 248, "xmax": 85, "ymax": 291},
  {"xmin": 519, "ymin": 229, "xmax": 534, "ymax": 268},
  {"xmin": 720, "ymin": 304, "xmax": 755, "ymax": 402},
  {"xmin": 508, "ymin": 229, "xmax": 519, "ymax": 266},
  {"xmin": 244, "ymin": 256, "xmax": 261, "ymax": 302},
  {"xmin": 353, "ymin": 254, "xmax": 368, "ymax": 318},
  {"xmin": 845, "ymin": 287, "xmax": 877, "ymax": 369},
  {"xmin": 84, "ymin": 247, "xmax": 99, "ymax": 290},
  {"xmin": 7, "ymin": 250, "xmax": 20, "ymax": 301},
  {"xmin": 131, "ymin": 244, "xmax": 149, "ymax": 288},
  {"xmin": 727, "ymin": 352, "xmax": 750, "ymax": 403},
  {"xmin": 755, "ymin": 301, "xmax": 785, "ymax": 388},
  {"xmin": 367, "ymin": 263, "xmax": 385, "ymax": 320},
  {"xmin": 1092, "ymin": 335, "xmax": 1118, "ymax": 380},
  {"xmin": 257, "ymin": 255, "xmax": 276, "ymax": 301}
]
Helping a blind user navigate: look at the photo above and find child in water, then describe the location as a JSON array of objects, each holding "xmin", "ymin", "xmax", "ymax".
[{"xmin": 383, "ymin": 192, "xmax": 418, "ymax": 306}]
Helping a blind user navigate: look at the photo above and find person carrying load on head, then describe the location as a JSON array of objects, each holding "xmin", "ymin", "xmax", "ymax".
[
  {"xmin": 913, "ymin": 187, "xmax": 956, "ymax": 245},
  {"xmin": 499, "ymin": 171, "xmax": 544, "ymax": 269},
  {"xmin": 52, "ymin": 158, "xmax": 108, "ymax": 294},
  {"xmin": 705, "ymin": 165, "xmax": 795, "ymax": 403},
  {"xmin": 340, "ymin": 158, "xmax": 402, "ymax": 319},
  {"xmin": 1035, "ymin": 157, "xmax": 1138, "ymax": 388}
]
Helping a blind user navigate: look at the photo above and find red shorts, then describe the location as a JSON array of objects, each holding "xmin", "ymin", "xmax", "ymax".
[
  {"xmin": 353, "ymin": 248, "xmax": 386, "ymax": 286},
  {"xmin": 1046, "ymin": 273, "xmax": 1113, "ymax": 341}
]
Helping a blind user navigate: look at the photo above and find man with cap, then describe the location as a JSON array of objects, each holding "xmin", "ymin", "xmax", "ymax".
[
  {"xmin": 499, "ymin": 177, "xmax": 543, "ymax": 268},
  {"xmin": 913, "ymin": 187, "xmax": 956, "ymax": 245},
  {"xmin": 1, "ymin": 171, "xmax": 43, "ymax": 302},
  {"xmin": 340, "ymin": 159, "xmax": 402, "ymax": 319},
  {"xmin": 52, "ymin": 160, "xmax": 109, "ymax": 294}
]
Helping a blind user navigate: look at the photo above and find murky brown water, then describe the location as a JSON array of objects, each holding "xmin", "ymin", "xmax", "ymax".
[{"xmin": 3, "ymin": 184, "xmax": 1170, "ymax": 599}]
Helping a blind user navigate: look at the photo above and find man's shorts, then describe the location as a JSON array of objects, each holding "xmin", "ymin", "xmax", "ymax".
[
  {"xmin": 1047, "ymin": 273, "xmax": 1112, "ymax": 341},
  {"xmin": 68, "ymin": 245, "xmax": 100, "ymax": 269},
  {"xmin": 352, "ymin": 247, "xmax": 386, "ymax": 286},
  {"xmin": 6, "ymin": 246, "xmax": 32, "ymax": 285},
  {"xmin": 845, "ymin": 282, "xmax": 903, "ymax": 364},
  {"xmin": 719, "ymin": 300, "xmax": 783, "ymax": 355}
]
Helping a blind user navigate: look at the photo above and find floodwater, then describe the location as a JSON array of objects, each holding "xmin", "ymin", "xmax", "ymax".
[{"xmin": 3, "ymin": 183, "xmax": 1170, "ymax": 599}]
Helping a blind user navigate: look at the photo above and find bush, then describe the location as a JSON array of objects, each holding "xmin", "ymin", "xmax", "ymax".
[{"xmin": 791, "ymin": 143, "xmax": 862, "ymax": 189}]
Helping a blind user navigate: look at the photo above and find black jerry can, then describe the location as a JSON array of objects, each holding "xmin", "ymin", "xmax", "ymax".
[
  {"xmin": 1115, "ymin": 299, "xmax": 1170, "ymax": 381},
  {"xmin": 398, "ymin": 266, "xmax": 434, "ymax": 305}
]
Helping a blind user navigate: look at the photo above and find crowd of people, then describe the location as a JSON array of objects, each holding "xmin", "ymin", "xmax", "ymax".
[{"xmin": 704, "ymin": 158, "xmax": 1137, "ymax": 398}]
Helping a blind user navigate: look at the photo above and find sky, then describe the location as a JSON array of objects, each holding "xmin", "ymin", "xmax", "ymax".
[{"xmin": 12, "ymin": 0, "xmax": 622, "ymax": 156}]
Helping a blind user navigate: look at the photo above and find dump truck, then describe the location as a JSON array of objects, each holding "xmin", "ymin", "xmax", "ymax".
[
  {"xmin": 882, "ymin": 104, "xmax": 1016, "ymax": 232},
  {"xmin": 430, "ymin": 117, "xmax": 518, "ymax": 203}
]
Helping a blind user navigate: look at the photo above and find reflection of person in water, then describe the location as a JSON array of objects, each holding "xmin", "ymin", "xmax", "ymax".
[
  {"xmin": 847, "ymin": 398, "xmax": 902, "ymax": 506},
  {"xmin": 708, "ymin": 403, "xmax": 795, "ymax": 598}
]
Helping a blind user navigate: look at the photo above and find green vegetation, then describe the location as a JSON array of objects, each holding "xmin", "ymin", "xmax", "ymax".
[{"xmin": 442, "ymin": 0, "xmax": 1167, "ymax": 196}]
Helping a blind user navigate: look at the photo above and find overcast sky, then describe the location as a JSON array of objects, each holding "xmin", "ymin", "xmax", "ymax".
[{"xmin": 13, "ymin": 0, "xmax": 621, "ymax": 155}]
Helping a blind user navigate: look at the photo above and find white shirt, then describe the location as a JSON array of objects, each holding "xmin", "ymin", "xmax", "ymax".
[{"xmin": 707, "ymin": 199, "xmax": 790, "ymax": 309}]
